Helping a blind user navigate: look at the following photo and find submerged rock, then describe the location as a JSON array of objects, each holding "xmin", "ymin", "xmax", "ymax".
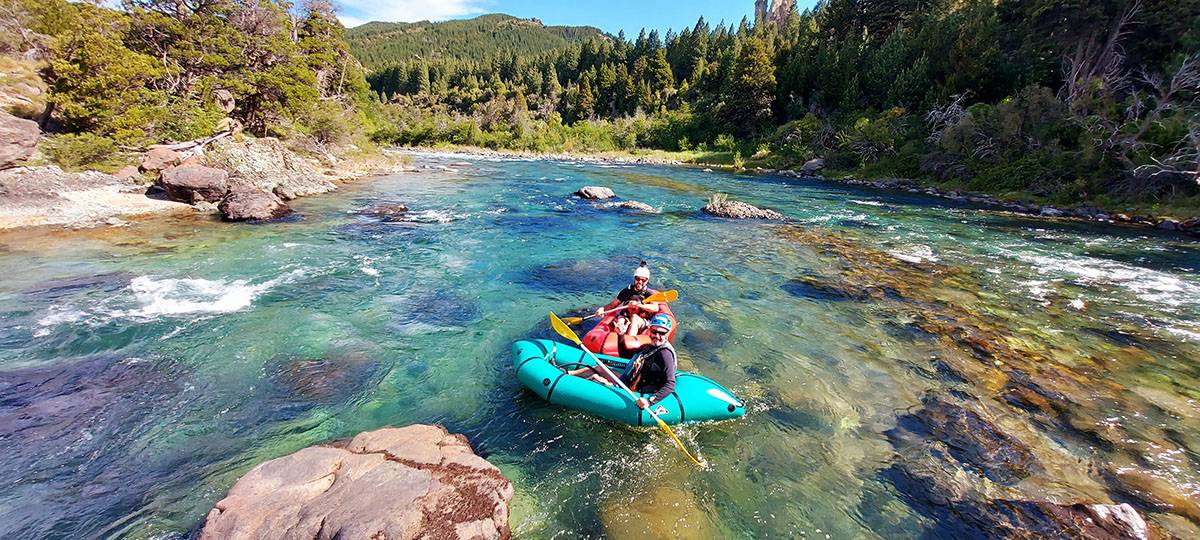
[
  {"xmin": 888, "ymin": 395, "xmax": 1043, "ymax": 485},
  {"xmin": 782, "ymin": 274, "xmax": 895, "ymax": 302},
  {"xmin": 199, "ymin": 424, "xmax": 513, "ymax": 540},
  {"xmin": 357, "ymin": 203, "xmax": 409, "ymax": 221},
  {"xmin": 961, "ymin": 500, "xmax": 1152, "ymax": 539},
  {"xmin": 273, "ymin": 353, "xmax": 378, "ymax": 404},
  {"xmin": 218, "ymin": 189, "xmax": 291, "ymax": 221},
  {"xmin": 884, "ymin": 396, "xmax": 1155, "ymax": 539},
  {"xmin": 1103, "ymin": 465, "xmax": 1200, "ymax": 523},
  {"xmin": 600, "ymin": 485, "xmax": 716, "ymax": 539},
  {"xmin": 574, "ymin": 186, "xmax": 616, "ymax": 199},
  {"xmin": 0, "ymin": 110, "xmax": 39, "ymax": 169},
  {"xmin": 0, "ymin": 355, "xmax": 184, "ymax": 536},
  {"xmin": 158, "ymin": 164, "xmax": 229, "ymax": 203},
  {"xmin": 702, "ymin": 194, "xmax": 787, "ymax": 220}
]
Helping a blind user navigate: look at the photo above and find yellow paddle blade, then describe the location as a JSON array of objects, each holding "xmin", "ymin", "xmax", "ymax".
[
  {"xmin": 561, "ymin": 316, "xmax": 585, "ymax": 325},
  {"xmin": 655, "ymin": 416, "xmax": 704, "ymax": 466},
  {"xmin": 644, "ymin": 289, "xmax": 679, "ymax": 304},
  {"xmin": 549, "ymin": 312, "xmax": 583, "ymax": 345}
]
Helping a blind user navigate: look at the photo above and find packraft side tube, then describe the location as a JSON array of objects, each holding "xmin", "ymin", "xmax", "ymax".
[{"xmin": 512, "ymin": 339, "xmax": 745, "ymax": 426}]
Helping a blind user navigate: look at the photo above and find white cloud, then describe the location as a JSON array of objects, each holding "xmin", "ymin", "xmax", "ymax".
[{"xmin": 337, "ymin": 0, "xmax": 488, "ymax": 27}]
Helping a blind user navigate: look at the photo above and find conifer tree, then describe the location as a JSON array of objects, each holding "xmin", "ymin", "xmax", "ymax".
[{"xmin": 723, "ymin": 36, "xmax": 775, "ymax": 135}]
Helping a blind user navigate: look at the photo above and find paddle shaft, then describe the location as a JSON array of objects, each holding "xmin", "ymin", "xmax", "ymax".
[
  {"xmin": 575, "ymin": 344, "xmax": 702, "ymax": 465},
  {"xmin": 584, "ymin": 303, "xmax": 645, "ymax": 321},
  {"xmin": 565, "ymin": 289, "xmax": 677, "ymax": 324}
]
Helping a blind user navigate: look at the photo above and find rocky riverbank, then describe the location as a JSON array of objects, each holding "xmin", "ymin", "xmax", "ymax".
[
  {"xmin": 0, "ymin": 135, "xmax": 409, "ymax": 229},
  {"xmin": 0, "ymin": 165, "xmax": 193, "ymax": 229},
  {"xmin": 200, "ymin": 424, "xmax": 513, "ymax": 540},
  {"xmin": 765, "ymin": 166, "xmax": 1200, "ymax": 238}
]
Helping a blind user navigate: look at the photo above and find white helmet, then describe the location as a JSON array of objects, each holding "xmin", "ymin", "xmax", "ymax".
[{"xmin": 634, "ymin": 261, "xmax": 650, "ymax": 279}]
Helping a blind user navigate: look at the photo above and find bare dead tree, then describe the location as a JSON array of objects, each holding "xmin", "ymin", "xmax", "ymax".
[
  {"xmin": 925, "ymin": 93, "xmax": 968, "ymax": 144},
  {"xmin": 1060, "ymin": 0, "xmax": 1143, "ymax": 111},
  {"xmin": 1098, "ymin": 54, "xmax": 1200, "ymax": 168},
  {"xmin": 1134, "ymin": 124, "xmax": 1200, "ymax": 188}
]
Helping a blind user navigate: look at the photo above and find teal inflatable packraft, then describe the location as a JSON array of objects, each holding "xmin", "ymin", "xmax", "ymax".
[{"xmin": 512, "ymin": 339, "xmax": 745, "ymax": 426}]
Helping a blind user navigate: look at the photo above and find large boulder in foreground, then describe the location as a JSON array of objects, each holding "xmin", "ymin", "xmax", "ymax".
[
  {"xmin": 158, "ymin": 164, "xmax": 229, "ymax": 203},
  {"xmin": 575, "ymin": 186, "xmax": 616, "ymax": 199},
  {"xmin": 702, "ymin": 194, "xmax": 787, "ymax": 220},
  {"xmin": 219, "ymin": 189, "xmax": 291, "ymax": 221},
  {"xmin": 199, "ymin": 425, "xmax": 513, "ymax": 540},
  {"xmin": 0, "ymin": 110, "xmax": 40, "ymax": 169}
]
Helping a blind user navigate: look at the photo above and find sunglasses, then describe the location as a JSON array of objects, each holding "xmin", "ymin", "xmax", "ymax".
[{"xmin": 650, "ymin": 329, "xmax": 669, "ymax": 336}]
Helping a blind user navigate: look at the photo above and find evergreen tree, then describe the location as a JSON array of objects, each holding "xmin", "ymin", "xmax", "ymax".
[{"xmin": 723, "ymin": 36, "xmax": 775, "ymax": 135}]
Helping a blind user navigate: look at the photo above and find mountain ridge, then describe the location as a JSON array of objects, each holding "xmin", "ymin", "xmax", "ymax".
[{"xmin": 346, "ymin": 14, "xmax": 609, "ymax": 69}]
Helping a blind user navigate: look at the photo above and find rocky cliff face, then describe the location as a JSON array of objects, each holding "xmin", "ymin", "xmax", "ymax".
[{"xmin": 199, "ymin": 424, "xmax": 514, "ymax": 540}]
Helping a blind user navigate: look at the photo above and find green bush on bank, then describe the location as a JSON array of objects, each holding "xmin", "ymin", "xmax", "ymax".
[{"xmin": 42, "ymin": 133, "xmax": 128, "ymax": 172}]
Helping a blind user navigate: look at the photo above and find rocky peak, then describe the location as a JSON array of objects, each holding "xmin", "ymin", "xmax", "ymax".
[{"xmin": 754, "ymin": 0, "xmax": 794, "ymax": 30}]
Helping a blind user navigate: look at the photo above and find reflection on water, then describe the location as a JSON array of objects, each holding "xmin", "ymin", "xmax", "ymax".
[{"xmin": 1, "ymin": 154, "xmax": 1199, "ymax": 538}]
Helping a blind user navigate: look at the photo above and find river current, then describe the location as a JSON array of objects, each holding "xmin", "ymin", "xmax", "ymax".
[{"xmin": 2, "ymin": 153, "xmax": 1199, "ymax": 538}]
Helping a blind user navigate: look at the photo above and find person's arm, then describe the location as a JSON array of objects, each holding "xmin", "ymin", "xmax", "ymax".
[
  {"xmin": 596, "ymin": 291, "xmax": 625, "ymax": 315},
  {"xmin": 647, "ymin": 349, "xmax": 677, "ymax": 405},
  {"xmin": 597, "ymin": 298, "xmax": 621, "ymax": 314}
]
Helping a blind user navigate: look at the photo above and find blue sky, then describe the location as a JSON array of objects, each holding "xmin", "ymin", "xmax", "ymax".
[{"xmin": 336, "ymin": 0, "xmax": 790, "ymax": 35}]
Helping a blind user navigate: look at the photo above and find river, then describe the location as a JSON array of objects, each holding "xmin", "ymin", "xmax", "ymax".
[{"xmin": 2, "ymin": 153, "xmax": 1199, "ymax": 538}]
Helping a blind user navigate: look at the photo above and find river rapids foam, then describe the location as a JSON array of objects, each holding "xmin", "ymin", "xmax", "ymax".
[{"xmin": 35, "ymin": 269, "xmax": 305, "ymax": 335}]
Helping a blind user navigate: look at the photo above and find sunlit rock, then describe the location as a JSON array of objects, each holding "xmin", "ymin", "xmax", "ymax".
[
  {"xmin": 702, "ymin": 194, "xmax": 787, "ymax": 220},
  {"xmin": 0, "ymin": 111, "xmax": 39, "ymax": 169},
  {"xmin": 618, "ymin": 200, "xmax": 659, "ymax": 213},
  {"xmin": 219, "ymin": 188, "xmax": 291, "ymax": 221},
  {"xmin": 199, "ymin": 425, "xmax": 513, "ymax": 540},
  {"xmin": 158, "ymin": 164, "xmax": 229, "ymax": 203},
  {"xmin": 574, "ymin": 186, "xmax": 615, "ymax": 199}
]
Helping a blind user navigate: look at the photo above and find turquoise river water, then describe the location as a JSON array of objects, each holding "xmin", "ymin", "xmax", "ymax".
[{"xmin": 2, "ymin": 153, "xmax": 1199, "ymax": 538}]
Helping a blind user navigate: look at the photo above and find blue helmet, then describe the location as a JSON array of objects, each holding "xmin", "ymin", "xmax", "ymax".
[{"xmin": 648, "ymin": 314, "xmax": 673, "ymax": 332}]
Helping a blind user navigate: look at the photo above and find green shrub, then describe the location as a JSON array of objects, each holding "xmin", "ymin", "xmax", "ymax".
[
  {"xmin": 42, "ymin": 133, "xmax": 128, "ymax": 172},
  {"xmin": 302, "ymin": 101, "xmax": 353, "ymax": 145},
  {"xmin": 715, "ymin": 133, "xmax": 736, "ymax": 152}
]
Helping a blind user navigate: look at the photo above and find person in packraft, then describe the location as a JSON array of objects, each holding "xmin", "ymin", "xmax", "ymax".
[
  {"xmin": 564, "ymin": 313, "xmax": 677, "ymax": 410},
  {"xmin": 623, "ymin": 313, "xmax": 677, "ymax": 409},
  {"xmin": 595, "ymin": 261, "xmax": 662, "ymax": 336}
]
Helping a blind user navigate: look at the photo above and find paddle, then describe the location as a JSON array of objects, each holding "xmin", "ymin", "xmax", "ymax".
[
  {"xmin": 561, "ymin": 289, "xmax": 680, "ymax": 325},
  {"xmin": 549, "ymin": 311, "xmax": 704, "ymax": 466}
]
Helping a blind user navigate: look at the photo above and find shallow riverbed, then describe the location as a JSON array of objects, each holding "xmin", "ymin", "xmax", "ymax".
[{"xmin": 2, "ymin": 153, "xmax": 1199, "ymax": 538}]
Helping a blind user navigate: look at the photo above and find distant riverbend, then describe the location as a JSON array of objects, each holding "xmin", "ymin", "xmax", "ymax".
[{"xmin": 1, "ymin": 153, "xmax": 1198, "ymax": 538}]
